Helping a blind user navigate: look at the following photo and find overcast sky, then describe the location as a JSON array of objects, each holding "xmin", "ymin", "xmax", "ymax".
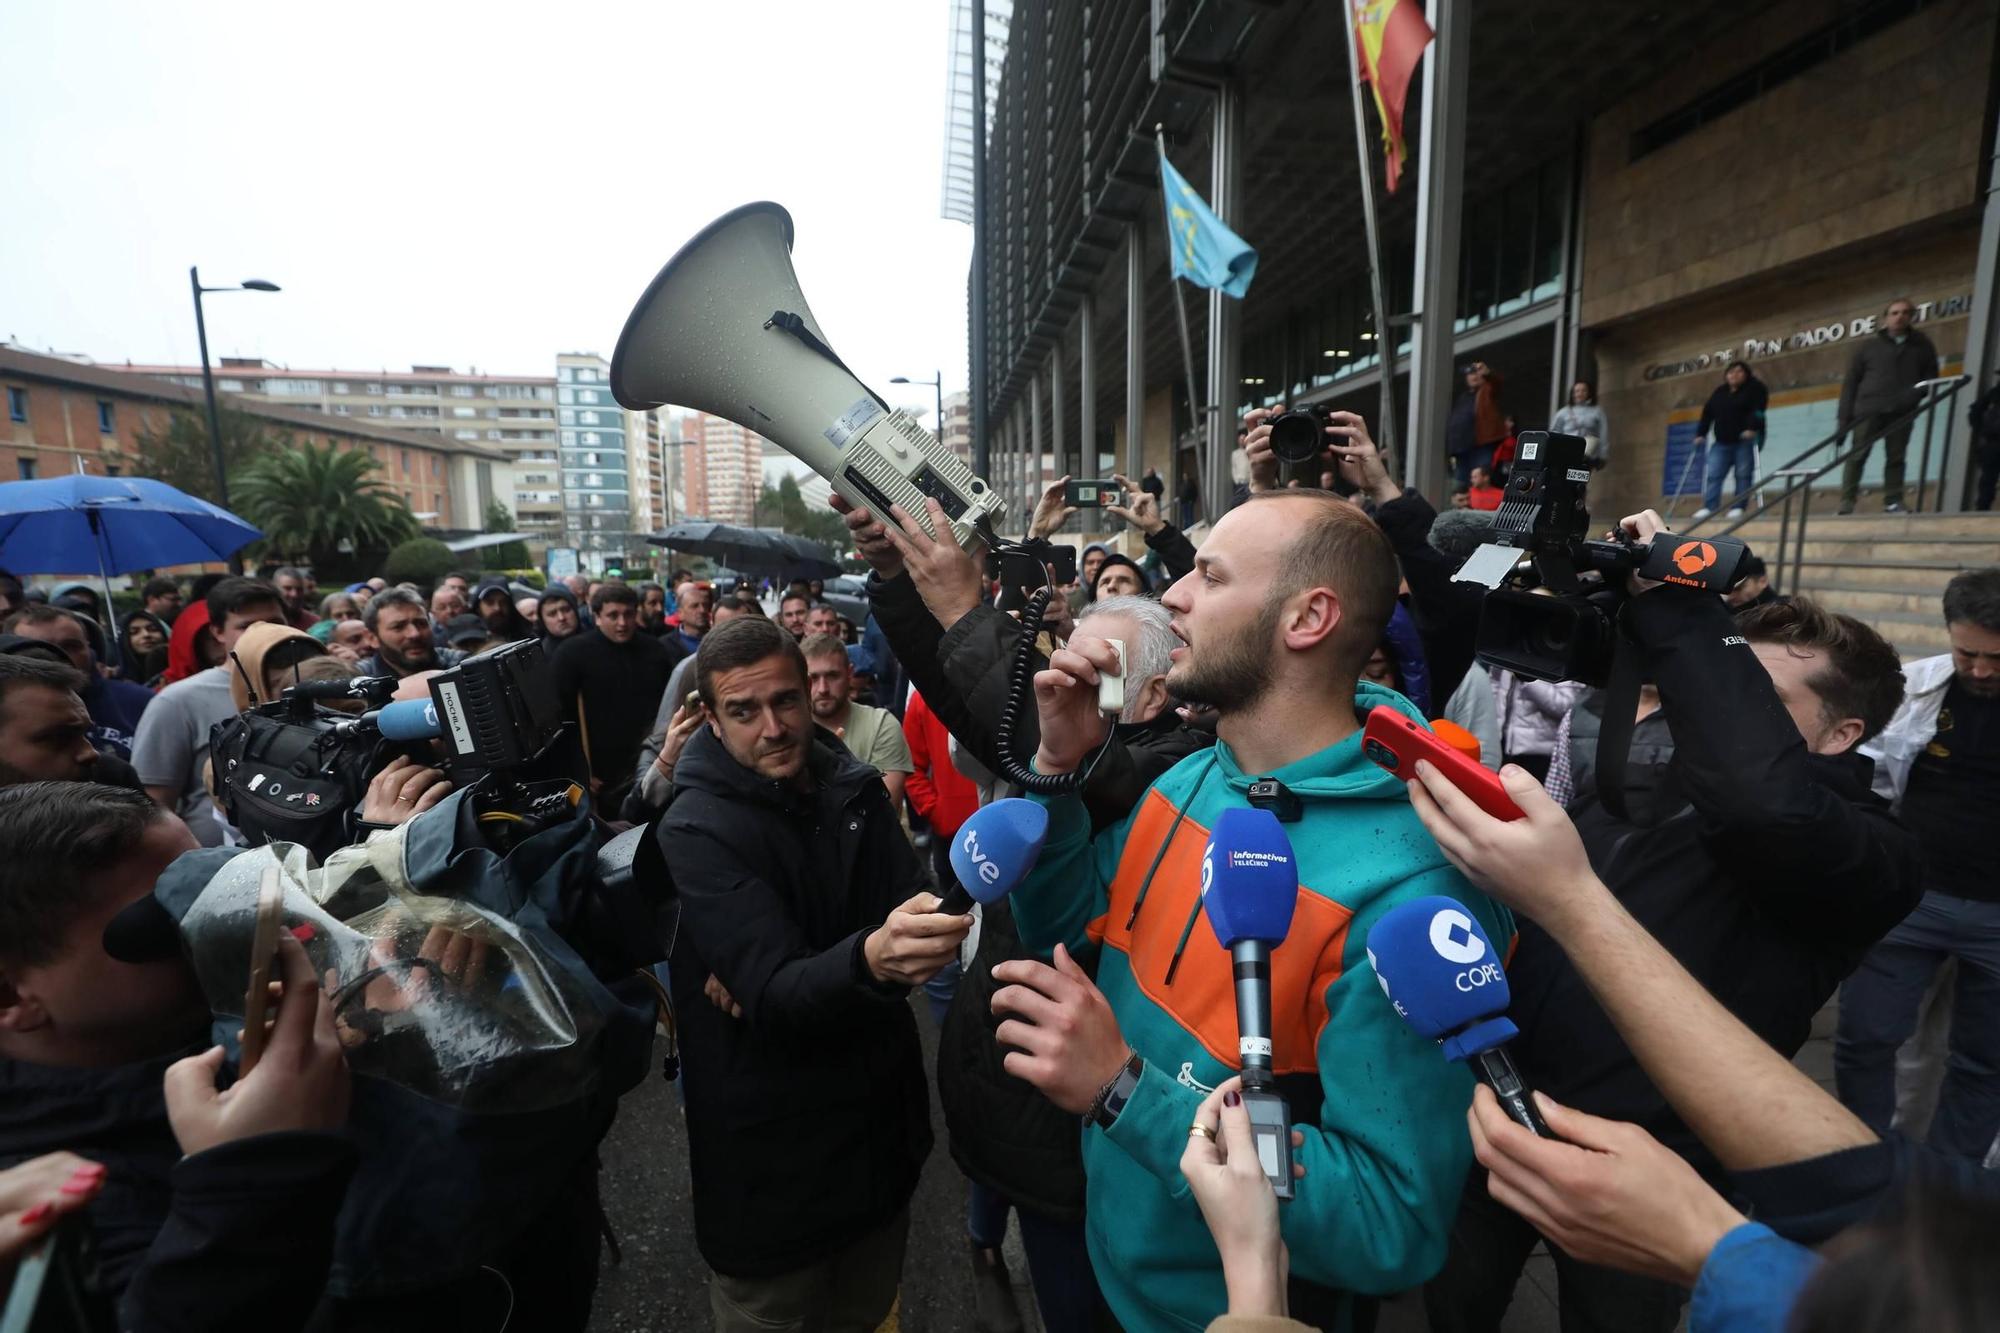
[{"xmin": 0, "ymin": 1, "xmax": 972, "ymax": 433}]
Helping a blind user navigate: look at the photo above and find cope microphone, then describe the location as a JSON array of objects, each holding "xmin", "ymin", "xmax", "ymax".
[
  {"xmin": 1365, "ymin": 897, "xmax": 1551, "ymax": 1137},
  {"xmin": 935, "ymin": 798, "xmax": 1049, "ymax": 916},
  {"xmin": 1201, "ymin": 807, "xmax": 1299, "ymax": 1199}
]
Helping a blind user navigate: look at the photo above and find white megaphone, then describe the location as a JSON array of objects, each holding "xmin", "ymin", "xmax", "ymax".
[{"xmin": 610, "ymin": 201, "xmax": 1007, "ymax": 550}]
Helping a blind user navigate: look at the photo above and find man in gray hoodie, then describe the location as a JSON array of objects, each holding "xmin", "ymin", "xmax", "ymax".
[{"xmin": 1838, "ymin": 298, "xmax": 1939, "ymax": 513}]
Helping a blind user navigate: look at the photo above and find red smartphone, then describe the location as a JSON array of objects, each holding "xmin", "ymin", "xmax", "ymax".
[{"xmin": 1362, "ymin": 705, "xmax": 1525, "ymax": 821}]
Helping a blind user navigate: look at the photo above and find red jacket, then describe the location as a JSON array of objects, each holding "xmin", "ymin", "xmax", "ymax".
[{"xmin": 902, "ymin": 689, "xmax": 980, "ymax": 838}]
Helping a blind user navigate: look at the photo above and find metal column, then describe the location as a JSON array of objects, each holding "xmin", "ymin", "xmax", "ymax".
[
  {"xmin": 1203, "ymin": 81, "xmax": 1243, "ymax": 522},
  {"xmin": 969, "ymin": 0, "xmax": 990, "ymax": 477},
  {"xmin": 1029, "ymin": 371, "xmax": 1045, "ymax": 508},
  {"xmin": 1946, "ymin": 97, "xmax": 2000, "ymax": 511},
  {"xmin": 1079, "ymin": 294, "xmax": 1097, "ymax": 478},
  {"xmin": 1402, "ymin": 0, "xmax": 1470, "ymax": 493},
  {"xmin": 1126, "ymin": 224, "xmax": 1147, "ymax": 479},
  {"xmin": 1051, "ymin": 345, "xmax": 1069, "ymax": 481}
]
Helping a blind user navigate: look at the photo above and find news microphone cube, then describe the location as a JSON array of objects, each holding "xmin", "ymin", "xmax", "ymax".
[
  {"xmin": 1201, "ymin": 807, "xmax": 1299, "ymax": 949},
  {"xmin": 1365, "ymin": 896, "xmax": 1517, "ymax": 1061}
]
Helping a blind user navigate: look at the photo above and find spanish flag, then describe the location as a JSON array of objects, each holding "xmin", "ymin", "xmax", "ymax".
[{"xmin": 1353, "ymin": 0, "xmax": 1434, "ymax": 193}]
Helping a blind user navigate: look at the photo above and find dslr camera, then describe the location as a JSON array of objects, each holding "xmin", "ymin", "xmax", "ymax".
[
  {"xmin": 1453, "ymin": 431, "xmax": 1746, "ymax": 687},
  {"xmin": 1265, "ymin": 404, "xmax": 1333, "ymax": 465}
]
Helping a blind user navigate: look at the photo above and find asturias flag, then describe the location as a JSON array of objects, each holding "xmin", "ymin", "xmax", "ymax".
[
  {"xmin": 1353, "ymin": 0, "xmax": 1434, "ymax": 193},
  {"xmin": 1159, "ymin": 148, "xmax": 1258, "ymax": 298}
]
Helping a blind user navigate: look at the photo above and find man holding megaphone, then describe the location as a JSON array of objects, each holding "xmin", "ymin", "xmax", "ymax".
[{"xmin": 987, "ymin": 489, "xmax": 1511, "ymax": 1333}]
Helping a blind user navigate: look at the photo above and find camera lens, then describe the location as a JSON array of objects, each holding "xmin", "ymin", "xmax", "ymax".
[
  {"xmin": 1267, "ymin": 411, "xmax": 1324, "ymax": 465},
  {"xmin": 1364, "ymin": 739, "xmax": 1398, "ymax": 770}
]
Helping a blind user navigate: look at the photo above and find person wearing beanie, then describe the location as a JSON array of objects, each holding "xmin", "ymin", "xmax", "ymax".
[{"xmin": 1091, "ymin": 552, "xmax": 1150, "ymax": 602}]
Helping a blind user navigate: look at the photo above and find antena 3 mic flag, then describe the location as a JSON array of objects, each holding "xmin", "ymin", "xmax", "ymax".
[
  {"xmin": 1353, "ymin": 0, "xmax": 1434, "ymax": 193},
  {"xmin": 1158, "ymin": 147, "xmax": 1258, "ymax": 298}
]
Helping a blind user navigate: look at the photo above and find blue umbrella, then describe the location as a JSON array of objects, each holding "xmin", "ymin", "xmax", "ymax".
[{"xmin": 0, "ymin": 475, "xmax": 262, "ymax": 641}]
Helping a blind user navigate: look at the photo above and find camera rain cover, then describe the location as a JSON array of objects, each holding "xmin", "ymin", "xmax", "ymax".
[{"xmin": 176, "ymin": 829, "xmax": 609, "ymax": 1113}]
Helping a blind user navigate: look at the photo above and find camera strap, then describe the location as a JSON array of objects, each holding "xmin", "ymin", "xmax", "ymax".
[{"xmin": 1593, "ymin": 634, "xmax": 1645, "ymax": 824}]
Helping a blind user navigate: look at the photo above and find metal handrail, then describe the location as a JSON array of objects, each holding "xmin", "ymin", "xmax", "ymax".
[{"xmin": 1677, "ymin": 374, "xmax": 1971, "ymax": 540}]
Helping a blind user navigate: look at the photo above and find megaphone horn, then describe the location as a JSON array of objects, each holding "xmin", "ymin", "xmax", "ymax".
[{"xmin": 610, "ymin": 202, "xmax": 1006, "ymax": 550}]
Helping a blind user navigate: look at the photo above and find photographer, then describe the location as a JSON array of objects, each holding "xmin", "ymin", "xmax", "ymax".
[
  {"xmin": 1424, "ymin": 511, "xmax": 1921, "ymax": 1333},
  {"xmin": 994, "ymin": 489, "xmax": 1510, "ymax": 1332},
  {"xmin": 1243, "ymin": 406, "xmax": 1487, "ymax": 706}
]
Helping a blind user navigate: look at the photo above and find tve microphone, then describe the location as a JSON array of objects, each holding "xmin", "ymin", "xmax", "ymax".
[
  {"xmin": 937, "ymin": 798, "xmax": 1049, "ymax": 915},
  {"xmin": 1365, "ymin": 897, "xmax": 1551, "ymax": 1137},
  {"xmin": 334, "ymin": 697, "xmax": 443, "ymax": 744},
  {"xmin": 1201, "ymin": 807, "xmax": 1300, "ymax": 1198}
]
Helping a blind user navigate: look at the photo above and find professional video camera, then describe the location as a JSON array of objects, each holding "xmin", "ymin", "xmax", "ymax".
[
  {"xmin": 213, "ymin": 638, "xmax": 569, "ymax": 860},
  {"xmin": 1454, "ymin": 431, "xmax": 1746, "ymax": 687}
]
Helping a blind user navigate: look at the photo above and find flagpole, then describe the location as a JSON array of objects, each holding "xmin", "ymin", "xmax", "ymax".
[
  {"xmin": 1156, "ymin": 125, "xmax": 1208, "ymax": 485},
  {"xmin": 1341, "ymin": 0, "xmax": 1399, "ymax": 464}
]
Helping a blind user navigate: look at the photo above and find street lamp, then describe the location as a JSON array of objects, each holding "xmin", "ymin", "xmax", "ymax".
[
  {"xmin": 189, "ymin": 267, "xmax": 281, "ymax": 511},
  {"xmin": 890, "ymin": 373, "xmax": 945, "ymax": 442}
]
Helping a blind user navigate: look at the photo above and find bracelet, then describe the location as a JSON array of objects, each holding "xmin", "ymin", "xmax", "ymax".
[{"xmin": 1085, "ymin": 1051, "xmax": 1144, "ymax": 1130}]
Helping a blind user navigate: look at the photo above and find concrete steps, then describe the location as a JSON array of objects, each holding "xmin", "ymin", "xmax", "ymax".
[{"xmin": 1712, "ymin": 512, "xmax": 2000, "ymax": 660}]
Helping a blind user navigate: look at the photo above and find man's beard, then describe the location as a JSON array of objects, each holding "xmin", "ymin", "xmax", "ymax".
[
  {"xmin": 1168, "ymin": 596, "xmax": 1281, "ymax": 714},
  {"xmin": 380, "ymin": 639, "xmax": 436, "ymax": 674},
  {"xmin": 811, "ymin": 696, "xmax": 845, "ymax": 720},
  {"xmin": 1959, "ymin": 670, "xmax": 2000, "ymax": 698}
]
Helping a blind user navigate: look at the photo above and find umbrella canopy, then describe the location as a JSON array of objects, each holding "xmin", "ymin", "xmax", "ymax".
[
  {"xmin": 768, "ymin": 532, "xmax": 841, "ymax": 579},
  {"xmin": 647, "ymin": 520, "xmax": 792, "ymax": 572},
  {"xmin": 0, "ymin": 475, "xmax": 261, "ymax": 575}
]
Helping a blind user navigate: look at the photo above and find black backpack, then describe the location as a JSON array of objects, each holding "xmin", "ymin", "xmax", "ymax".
[{"xmin": 209, "ymin": 703, "xmax": 391, "ymax": 860}]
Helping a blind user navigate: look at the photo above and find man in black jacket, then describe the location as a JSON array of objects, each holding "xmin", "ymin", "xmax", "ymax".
[
  {"xmin": 1838, "ymin": 297, "xmax": 1940, "ymax": 514},
  {"xmin": 553, "ymin": 582, "xmax": 682, "ymax": 808},
  {"xmin": 656, "ymin": 616, "xmax": 968, "ymax": 1332},
  {"xmin": 1424, "ymin": 512, "xmax": 1920, "ymax": 1333}
]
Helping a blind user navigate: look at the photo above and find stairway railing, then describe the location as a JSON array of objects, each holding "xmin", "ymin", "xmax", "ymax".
[{"xmin": 1667, "ymin": 375, "xmax": 1971, "ymax": 594}]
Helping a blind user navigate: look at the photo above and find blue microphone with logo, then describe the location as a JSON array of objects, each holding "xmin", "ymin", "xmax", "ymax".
[
  {"xmin": 936, "ymin": 798, "xmax": 1050, "ymax": 915},
  {"xmin": 1201, "ymin": 807, "xmax": 1300, "ymax": 1198},
  {"xmin": 1366, "ymin": 897, "xmax": 1551, "ymax": 1137}
]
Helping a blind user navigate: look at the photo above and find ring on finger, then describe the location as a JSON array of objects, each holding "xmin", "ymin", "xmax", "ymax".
[{"xmin": 1188, "ymin": 1122, "xmax": 1216, "ymax": 1141}]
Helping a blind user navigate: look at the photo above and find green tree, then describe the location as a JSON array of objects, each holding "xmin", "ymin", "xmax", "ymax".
[
  {"xmin": 233, "ymin": 441, "xmax": 419, "ymax": 576},
  {"xmin": 481, "ymin": 500, "xmax": 531, "ymax": 569},
  {"xmin": 384, "ymin": 537, "xmax": 457, "ymax": 586},
  {"xmin": 134, "ymin": 407, "xmax": 279, "ymax": 506},
  {"xmin": 755, "ymin": 472, "xmax": 849, "ymax": 551}
]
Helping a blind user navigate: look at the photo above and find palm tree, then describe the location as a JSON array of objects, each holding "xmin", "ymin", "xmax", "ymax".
[{"xmin": 234, "ymin": 441, "xmax": 419, "ymax": 575}]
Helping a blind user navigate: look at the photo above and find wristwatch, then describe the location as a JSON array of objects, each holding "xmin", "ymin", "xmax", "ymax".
[{"xmin": 1086, "ymin": 1052, "xmax": 1144, "ymax": 1130}]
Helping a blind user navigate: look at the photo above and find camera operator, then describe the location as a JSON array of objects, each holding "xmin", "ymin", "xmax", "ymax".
[
  {"xmin": 131, "ymin": 578, "xmax": 290, "ymax": 846},
  {"xmin": 1403, "ymin": 760, "xmax": 2000, "ymax": 1332},
  {"xmin": 1423, "ymin": 510, "xmax": 1920, "ymax": 1333},
  {"xmin": 651, "ymin": 617, "xmax": 968, "ymax": 1332},
  {"xmin": 1242, "ymin": 407, "xmax": 1487, "ymax": 707},
  {"xmin": 995, "ymin": 489, "xmax": 1511, "ymax": 1332}
]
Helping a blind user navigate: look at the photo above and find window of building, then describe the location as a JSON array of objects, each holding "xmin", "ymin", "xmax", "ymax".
[
  {"xmin": 365, "ymin": 383, "xmax": 383, "ymax": 395},
  {"xmin": 536, "ymin": 387, "xmax": 554, "ymax": 401},
  {"xmin": 400, "ymin": 449, "xmax": 411, "ymax": 471},
  {"xmin": 558, "ymin": 388, "xmax": 574, "ymax": 405},
  {"xmin": 333, "ymin": 382, "xmax": 349, "ymax": 395},
  {"xmin": 453, "ymin": 407, "xmax": 475, "ymax": 418},
  {"xmin": 580, "ymin": 410, "xmax": 599, "ymax": 425},
  {"xmin": 367, "ymin": 405, "xmax": 384, "ymax": 417},
  {"xmin": 583, "ymin": 431, "xmax": 599, "ymax": 445},
  {"xmin": 7, "ymin": 387, "xmax": 27, "ymax": 422},
  {"xmin": 558, "ymin": 367, "xmax": 572, "ymax": 383},
  {"xmin": 219, "ymin": 379, "xmax": 243, "ymax": 392},
  {"xmin": 93, "ymin": 399, "xmax": 115, "ymax": 434},
  {"xmin": 450, "ymin": 385, "xmax": 475, "ymax": 398},
  {"xmin": 17, "ymin": 458, "xmax": 37, "ymax": 480},
  {"xmin": 456, "ymin": 429, "xmax": 478, "ymax": 440},
  {"xmin": 559, "ymin": 409, "xmax": 575, "ymax": 425},
  {"xmin": 104, "ymin": 462, "xmax": 120, "ymax": 477}
]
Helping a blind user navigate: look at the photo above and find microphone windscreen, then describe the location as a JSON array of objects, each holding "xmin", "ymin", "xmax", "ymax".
[
  {"xmin": 1201, "ymin": 807, "xmax": 1298, "ymax": 949},
  {"xmin": 947, "ymin": 798, "xmax": 1050, "ymax": 905},
  {"xmin": 375, "ymin": 697, "xmax": 442, "ymax": 741},
  {"xmin": 1364, "ymin": 896, "xmax": 1510, "ymax": 1042},
  {"xmin": 101, "ymin": 893, "xmax": 185, "ymax": 963},
  {"xmin": 1427, "ymin": 508, "xmax": 1496, "ymax": 562}
]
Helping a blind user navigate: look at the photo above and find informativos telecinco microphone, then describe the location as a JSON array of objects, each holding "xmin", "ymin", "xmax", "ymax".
[
  {"xmin": 1201, "ymin": 807, "xmax": 1300, "ymax": 1198},
  {"xmin": 936, "ymin": 798, "xmax": 1049, "ymax": 916},
  {"xmin": 1365, "ymin": 897, "xmax": 1551, "ymax": 1137}
]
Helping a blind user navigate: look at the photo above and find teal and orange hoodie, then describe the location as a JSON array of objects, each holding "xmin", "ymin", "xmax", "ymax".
[{"xmin": 1013, "ymin": 682, "xmax": 1512, "ymax": 1333}]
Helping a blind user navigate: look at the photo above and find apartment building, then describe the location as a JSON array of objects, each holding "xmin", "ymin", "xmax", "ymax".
[{"xmin": 678, "ymin": 409, "xmax": 764, "ymax": 526}]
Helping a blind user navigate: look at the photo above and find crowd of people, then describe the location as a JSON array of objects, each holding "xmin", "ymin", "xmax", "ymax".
[{"xmin": 0, "ymin": 392, "xmax": 1996, "ymax": 1333}]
